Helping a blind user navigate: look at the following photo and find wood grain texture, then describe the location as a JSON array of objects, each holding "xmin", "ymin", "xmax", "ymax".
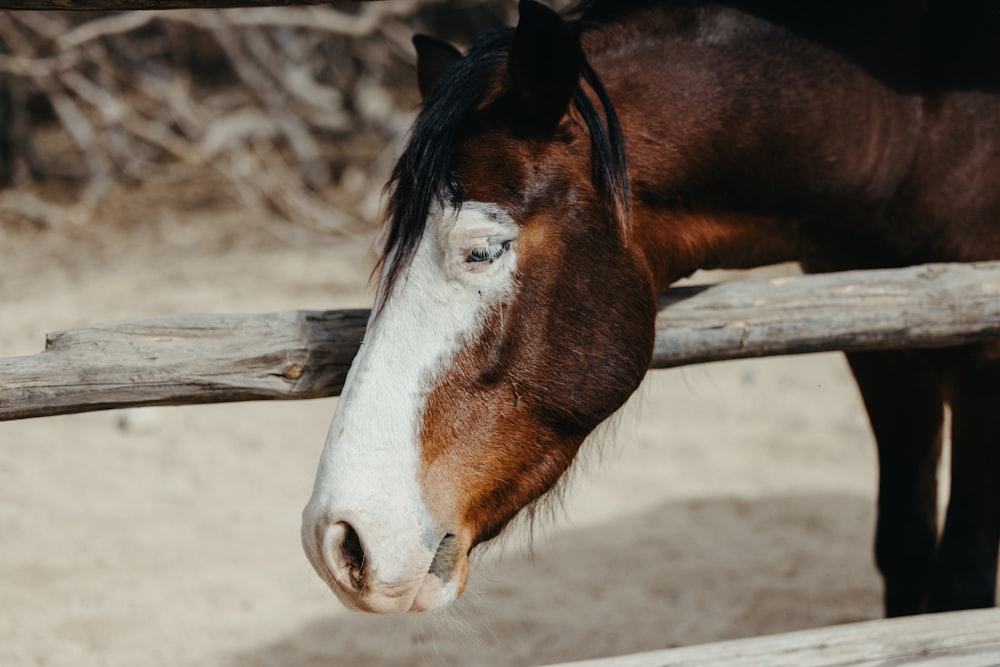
[
  {"xmin": 652, "ymin": 261, "xmax": 1000, "ymax": 367},
  {"xmin": 2, "ymin": 261, "xmax": 999, "ymax": 420},
  {"xmin": 0, "ymin": 309, "xmax": 368, "ymax": 419},
  {"xmin": 0, "ymin": 1, "xmax": 363, "ymax": 9},
  {"xmin": 540, "ymin": 608, "xmax": 1000, "ymax": 667}
]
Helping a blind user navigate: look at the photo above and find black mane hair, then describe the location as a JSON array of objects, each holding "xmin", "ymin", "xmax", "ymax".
[
  {"xmin": 376, "ymin": 7, "xmax": 630, "ymax": 307},
  {"xmin": 376, "ymin": 29, "xmax": 512, "ymax": 306}
]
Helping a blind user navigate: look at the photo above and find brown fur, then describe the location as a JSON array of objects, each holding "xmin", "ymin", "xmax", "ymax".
[{"xmin": 405, "ymin": 0, "xmax": 1000, "ymax": 617}]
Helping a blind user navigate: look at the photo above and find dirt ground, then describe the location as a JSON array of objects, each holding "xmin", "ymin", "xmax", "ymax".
[{"xmin": 1, "ymin": 174, "xmax": 890, "ymax": 666}]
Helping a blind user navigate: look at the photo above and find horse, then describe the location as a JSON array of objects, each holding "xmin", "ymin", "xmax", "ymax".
[{"xmin": 302, "ymin": 0, "xmax": 1000, "ymax": 617}]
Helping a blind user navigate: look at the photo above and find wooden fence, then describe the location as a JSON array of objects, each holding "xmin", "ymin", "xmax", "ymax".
[
  {"xmin": 0, "ymin": 1, "xmax": 360, "ymax": 9},
  {"xmin": 542, "ymin": 607, "xmax": 1000, "ymax": 667},
  {"xmin": 3, "ymin": 2, "xmax": 1000, "ymax": 665},
  {"xmin": 5, "ymin": 262, "xmax": 1000, "ymax": 666},
  {"xmin": 3, "ymin": 260, "xmax": 1000, "ymax": 421}
]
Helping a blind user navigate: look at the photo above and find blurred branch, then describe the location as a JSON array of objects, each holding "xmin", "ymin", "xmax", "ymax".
[
  {"xmin": 0, "ymin": 12, "xmax": 111, "ymax": 211},
  {"xmin": 55, "ymin": 2, "xmax": 428, "ymax": 50},
  {"xmin": 0, "ymin": 0, "xmax": 519, "ymax": 236}
]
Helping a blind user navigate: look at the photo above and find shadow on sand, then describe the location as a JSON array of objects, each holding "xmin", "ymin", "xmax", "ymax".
[{"xmin": 231, "ymin": 493, "xmax": 882, "ymax": 667}]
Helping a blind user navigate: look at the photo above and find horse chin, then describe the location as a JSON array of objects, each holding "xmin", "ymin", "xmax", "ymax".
[
  {"xmin": 323, "ymin": 558, "xmax": 469, "ymax": 614},
  {"xmin": 304, "ymin": 525, "xmax": 471, "ymax": 614}
]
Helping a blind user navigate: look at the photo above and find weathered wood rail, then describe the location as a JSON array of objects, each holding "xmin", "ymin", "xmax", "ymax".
[
  {"xmin": 0, "ymin": 1, "xmax": 371, "ymax": 9},
  {"xmin": 3, "ymin": 261, "xmax": 1000, "ymax": 421},
  {"xmin": 541, "ymin": 608, "xmax": 1000, "ymax": 667}
]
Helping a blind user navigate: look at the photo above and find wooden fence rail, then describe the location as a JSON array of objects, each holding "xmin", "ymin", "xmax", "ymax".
[
  {"xmin": 3, "ymin": 261, "xmax": 1000, "ymax": 421},
  {"xmin": 0, "ymin": 1, "xmax": 369, "ymax": 9},
  {"xmin": 541, "ymin": 608, "xmax": 1000, "ymax": 667}
]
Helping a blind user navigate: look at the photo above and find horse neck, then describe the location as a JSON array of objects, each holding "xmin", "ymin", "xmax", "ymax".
[{"xmin": 584, "ymin": 6, "xmax": 921, "ymax": 291}]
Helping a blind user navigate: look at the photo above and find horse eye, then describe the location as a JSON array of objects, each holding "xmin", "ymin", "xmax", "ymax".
[
  {"xmin": 466, "ymin": 240, "xmax": 511, "ymax": 264},
  {"xmin": 467, "ymin": 247, "xmax": 494, "ymax": 263}
]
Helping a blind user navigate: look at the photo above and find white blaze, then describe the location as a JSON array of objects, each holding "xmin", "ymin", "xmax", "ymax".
[{"xmin": 302, "ymin": 201, "xmax": 518, "ymax": 610}]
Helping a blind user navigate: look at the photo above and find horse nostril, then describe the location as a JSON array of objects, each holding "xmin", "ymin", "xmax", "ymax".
[{"xmin": 336, "ymin": 521, "xmax": 368, "ymax": 591}]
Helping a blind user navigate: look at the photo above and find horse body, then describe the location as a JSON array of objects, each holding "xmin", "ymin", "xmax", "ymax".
[
  {"xmin": 605, "ymin": 4, "xmax": 1000, "ymax": 280},
  {"xmin": 303, "ymin": 0, "xmax": 1000, "ymax": 617}
]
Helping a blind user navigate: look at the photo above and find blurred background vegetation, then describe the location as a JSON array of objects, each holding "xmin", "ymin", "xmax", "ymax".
[{"xmin": 0, "ymin": 1, "xmax": 534, "ymax": 240}]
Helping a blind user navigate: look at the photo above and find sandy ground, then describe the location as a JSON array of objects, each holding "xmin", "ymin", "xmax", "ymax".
[{"xmin": 1, "ymin": 177, "xmax": 890, "ymax": 666}]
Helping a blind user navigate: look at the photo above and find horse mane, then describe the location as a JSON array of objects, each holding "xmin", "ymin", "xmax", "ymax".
[{"xmin": 376, "ymin": 6, "xmax": 630, "ymax": 309}]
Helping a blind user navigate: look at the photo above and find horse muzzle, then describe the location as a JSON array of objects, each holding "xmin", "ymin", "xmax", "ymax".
[{"xmin": 301, "ymin": 509, "xmax": 470, "ymax": 613}]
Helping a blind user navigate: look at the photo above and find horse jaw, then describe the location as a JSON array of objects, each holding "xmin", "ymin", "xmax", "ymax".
[{"xmin": 301, "ymin": 201, "xmax": 518, "ymax": 613}]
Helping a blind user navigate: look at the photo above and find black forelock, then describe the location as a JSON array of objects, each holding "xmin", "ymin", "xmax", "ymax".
[
  {"xmin": 377, "ymin": 12, "xmax": 631, "ymax": 308},
  {"xmin": 377, "ymin": 29, "xmax": 514, "ymax": 304}
]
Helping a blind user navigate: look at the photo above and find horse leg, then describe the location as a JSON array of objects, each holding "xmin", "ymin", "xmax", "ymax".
[
  {"xmin": 930, "ymin": 351, "xmax": 1000, "ymax": 611},
  {"xmin": 847, "ymin": 350, "xmax": 944, "ymax": 617}
]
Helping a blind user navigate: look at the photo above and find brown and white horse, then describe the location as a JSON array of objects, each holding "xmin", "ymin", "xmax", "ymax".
[{"xmin": 302, "ymin": 0, "xmax": 1000, "ymax": 616}]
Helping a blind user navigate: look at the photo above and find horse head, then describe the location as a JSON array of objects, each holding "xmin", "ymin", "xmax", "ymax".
[{"xmin": 301, "ymin": 0, "xmax": 656, "ymax": 613}]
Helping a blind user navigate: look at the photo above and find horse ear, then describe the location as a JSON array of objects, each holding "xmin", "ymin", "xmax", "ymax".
[
  {"xmin": 508, "ymin": 0, "xmax": 582, "ymax": 128},
  {"xmin": 413, "ymin": 34, "xmax": 463, "ymax": 100}
]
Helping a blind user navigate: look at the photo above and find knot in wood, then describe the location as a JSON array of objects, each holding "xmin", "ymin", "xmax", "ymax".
[{"xmin": 283, "ymin": 363, "xmax": 305, "ymax": 380}]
